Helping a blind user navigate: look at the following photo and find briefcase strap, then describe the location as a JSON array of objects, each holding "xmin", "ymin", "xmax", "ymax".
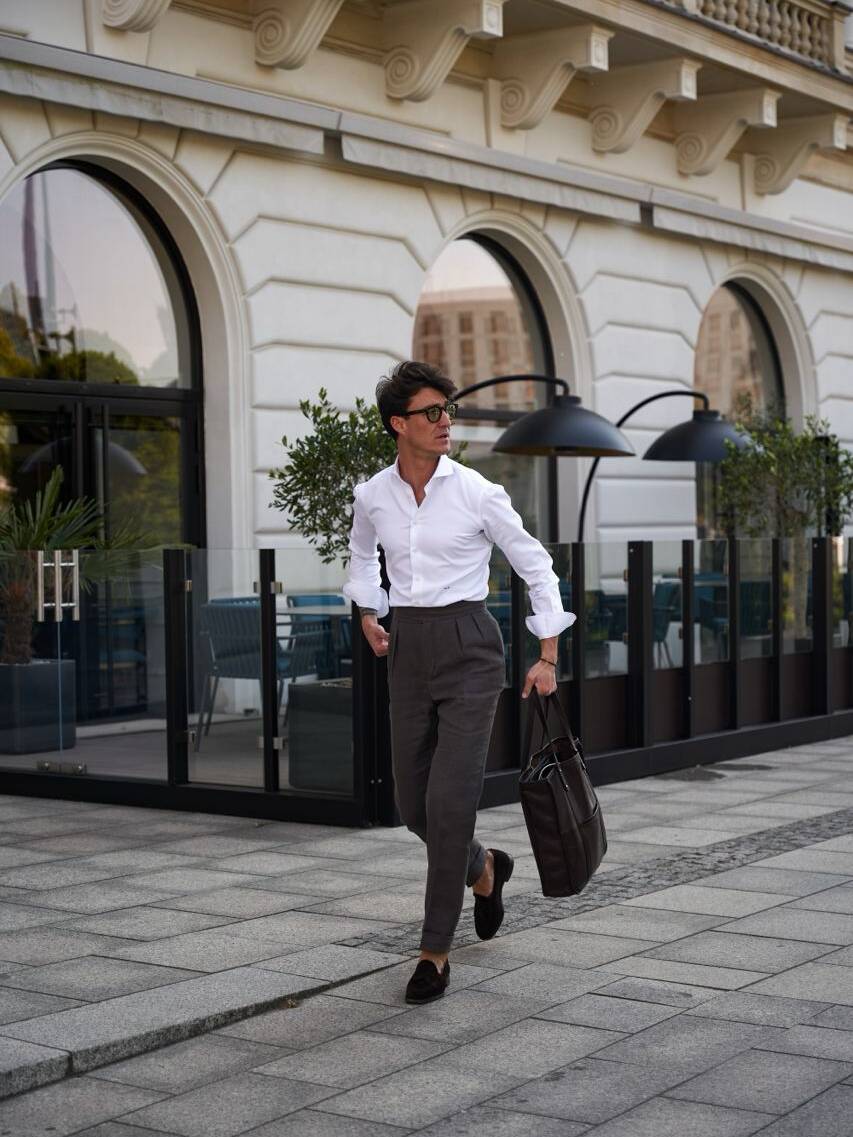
[{"xmin": 522, "ymin": 690, "xmax": 580, "ymax": 766}]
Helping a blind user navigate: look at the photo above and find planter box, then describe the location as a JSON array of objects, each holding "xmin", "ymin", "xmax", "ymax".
[
  {"xmin": 0, "ymin": 659, "xmax": 77, "ymax": 754},
  {"xmin": 287, "ymin": 678, "xmax": 352, "ymax": 795}
]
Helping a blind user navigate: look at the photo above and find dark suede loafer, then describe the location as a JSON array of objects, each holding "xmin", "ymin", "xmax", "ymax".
[
  {"xmin": 405, "ymin": 959, "xmax": 450, "ymax": 1005},
  {"xmin": 474, "ymin": 847, "xmax": 514, "ymax": 940}
]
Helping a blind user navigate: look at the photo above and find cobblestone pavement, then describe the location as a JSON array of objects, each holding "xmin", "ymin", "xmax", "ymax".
[{"xmin": 0, "ymin": 737, "xmax": 851, "ymax": 1134}]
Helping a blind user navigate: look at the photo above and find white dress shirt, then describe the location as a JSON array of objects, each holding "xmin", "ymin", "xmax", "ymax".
[{"xmin": 343, "ymin": 456, "xmax": 575, "ymax": 639}]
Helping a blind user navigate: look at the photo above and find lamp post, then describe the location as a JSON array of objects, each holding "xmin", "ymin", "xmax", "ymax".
[
  {"xmin": 453, "ymin": 374, "xmax": 635, "ymax": 458},
  {"xmin": 576, "ymin": 390, "xmax": 748, "ymax": 543}
]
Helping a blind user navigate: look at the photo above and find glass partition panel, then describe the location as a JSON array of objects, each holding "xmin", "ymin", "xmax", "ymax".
[
  {"xmin": 739, "ymin": 540, "xmax": 773, "ymax": 659},
  {"xmin": 486, "ymin": 550, "xmax": 513, "ymax": 686},
  {"xmin": 275, "ymin": 546, "xmax": 353, "ymax": 798},
  {"xmin": 832, "ymin": 537, "xmax": 853, "ymax": 648},
  {"xmin": 652, "ymin": 542, "xmax": 683, "ymax": 670},
  {"xmin": 782, "ymin": 535, "xmax": 813, "ymax": 654},
  {"xmin": 525, "ymin": 544, "xmax": 572, "ymax": 681},
  {"xmin": 187, "ymin": 549, "xmax": 264, "ymax": 788},
  {"xmin": 0, "ymin": 548, "xmax": 168, "ymax": 778},
  {"xmin": 585, "ymin": 542, "xmax": 627, "ymax": 678},
  {"xmin": 0, "ymin": 551, "xmax": 66, "ymax": 769},
  {"xmin": 694, "ymin": 539, "xmax": 729, "ymax": 664}
]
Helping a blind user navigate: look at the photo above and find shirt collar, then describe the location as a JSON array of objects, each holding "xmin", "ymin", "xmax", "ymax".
[{"xmin": 391, "ymin": 454, "xmax": 455, "ymax": 483}]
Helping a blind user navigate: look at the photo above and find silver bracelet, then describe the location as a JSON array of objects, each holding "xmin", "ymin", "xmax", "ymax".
[{"xmin": 360, "ymin": 607, "xmax": 378, "ymax": 616}]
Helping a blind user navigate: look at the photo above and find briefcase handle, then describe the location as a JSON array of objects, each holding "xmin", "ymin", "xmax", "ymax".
[{"xmin": 523, "ymin": 690, "xmax": 581, "ymax": 762}]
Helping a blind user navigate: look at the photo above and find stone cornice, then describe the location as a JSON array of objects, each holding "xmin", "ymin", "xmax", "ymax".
[{"xmin": 2, "ymin": 33, "xmax": 853, "ymax": 269}]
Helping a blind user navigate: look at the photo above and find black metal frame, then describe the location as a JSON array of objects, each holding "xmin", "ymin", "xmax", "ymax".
[{"xmin": 1, "ymin": 536, "xmax": 850, "ymax": 823}]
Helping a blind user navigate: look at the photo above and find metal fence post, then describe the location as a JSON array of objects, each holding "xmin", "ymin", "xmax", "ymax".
[
  {"xmin": 772, "ymin": 538, "xmax": 783, "ymax": 721},
  {"xmin": 258, "ymin": 549, "xmax": 280, "ymax": 793},
  {"xmin": 681, "ymin": 539, "xmax": 695, "ymax": 739},
  {"xmin": 813, "ymin": 536, "xmax": 833, "ymax": 717},
  {"xmin": 164, "ymin": 548, "xmax": 189, "ymax": 785},
  {"xmin": 627, "ymin": 541, "xmax": 653, "ymax": 749},
  {"xmin": 728, "ymin": 538, "xmax": 741, "ymax": 730},
  {"xmin": 570, "ymin": 542, "xmax": 586, "ymax": 740}
]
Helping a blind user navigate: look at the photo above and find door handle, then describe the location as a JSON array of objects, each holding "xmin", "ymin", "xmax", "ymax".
[{"xmin": 35, "ymin": 550, "xmax": 81, "ymax": 622}]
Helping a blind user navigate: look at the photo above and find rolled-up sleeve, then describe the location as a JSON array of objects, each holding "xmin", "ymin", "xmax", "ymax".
[
  {"xmin": 481, "ymin": 483, "xmax": 575, "ymax": 639},
  {"xmin": 342, "ymin": 483, "xmax": 390, "ymax": 617}
]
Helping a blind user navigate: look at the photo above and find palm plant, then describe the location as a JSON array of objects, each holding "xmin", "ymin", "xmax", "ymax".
[{"xmin": 0, "ymin": 467, "xmax": 144, "ymax": 665}]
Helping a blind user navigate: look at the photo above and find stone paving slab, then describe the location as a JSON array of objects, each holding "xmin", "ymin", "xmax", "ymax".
[
  {"xmin": 0, "ymin": 967, "xmax": 326, "ymax": 1075},
  {"xmin": 0, "ymin": 957, "xmax": 203, "ymax": 1001},
  {"xmin": 580, "ymin": 1096, "xmax": 775, "ymax": 1137},
  {"xmin": 0, "ymin": 1034, "xmax": 70, "ymax": 1097},
  {"xmin": 666, "ymin": 1047, "xmax": 853, "ymax": 1113},
  {"xmin": 0, "ymin": 736, "xmax": 851, "ymax": 1124}
]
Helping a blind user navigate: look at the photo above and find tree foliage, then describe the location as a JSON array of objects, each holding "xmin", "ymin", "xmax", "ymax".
[
  {"xmin": 718, "ymin": 400, "xmax": 853, "ymax": 538},
  {"xmin": 269, "ymin": 388, "xmax": 466, "ymax": 564}
]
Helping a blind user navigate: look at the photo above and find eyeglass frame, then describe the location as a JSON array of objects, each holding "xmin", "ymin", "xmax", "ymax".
[{"xmin": 397, "ymin": 401, "xmax": 458, "ymax": 423}]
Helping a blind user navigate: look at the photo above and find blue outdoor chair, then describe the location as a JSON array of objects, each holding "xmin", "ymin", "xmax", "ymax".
[
  {"xmin": 194, "ymin": 597, "xmax": 326, "ymax": 750},
  {"xmin": 285, "ymin": 593, "xmax": 350, "ymax": 677}
]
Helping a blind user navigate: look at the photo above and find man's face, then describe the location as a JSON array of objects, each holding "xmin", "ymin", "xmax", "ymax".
[{"xmin": 393, "ymin": 386, "xmax": 453, "ymax": 457}]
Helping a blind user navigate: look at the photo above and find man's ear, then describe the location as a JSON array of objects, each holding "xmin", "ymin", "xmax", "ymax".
[{"xmin": 390, "ymin": 414, "xmax": 406, "ymax": 437}]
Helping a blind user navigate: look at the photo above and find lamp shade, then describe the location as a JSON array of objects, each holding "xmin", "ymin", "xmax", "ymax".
[
  {"xmin": 643, "ymin": 409, "xmax": 747, "ymax": 462},
  {"xmin": 493, "ymin": 395, "xmax": 635, "ymax": 458}
]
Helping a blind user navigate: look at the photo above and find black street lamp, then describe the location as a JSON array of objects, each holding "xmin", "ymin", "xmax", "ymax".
[
  {"xmin": 576, "ymin": 390, "xmax": 748, "ymax": 543},
  {"xmin": 453, "ymin": 374, "xmax": 635, "ymax": 458}
]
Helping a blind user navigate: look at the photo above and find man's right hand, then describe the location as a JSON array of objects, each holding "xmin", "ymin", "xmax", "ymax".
[{"xmin": 362, "ymin": 615, "xmax": 390, "ymax": 657}]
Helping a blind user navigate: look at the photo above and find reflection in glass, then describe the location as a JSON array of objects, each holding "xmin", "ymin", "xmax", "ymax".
[
  {"xmin": 188, "ymin": 550, "xmax": 264, "ymax": 789},
  {"xmin": 0, "ymin": 549, "xmax": 169, "ymax": 779},
  {"xmin": 694, "ymin": 284, "xmax": 784, "ymax": 538},
  {"xmin": 584, "ymin": 544, "xmax": 627, "ymax": 678},
  {"xmin": 0, "ymin": 167, "xmax": 190, "ymax": 388},
  {"xmin": 739, "ymin": 540, "xmax": 773, "ymax": 659},
  {"xmin": 652, "ymin": 542, "xmax": 683, "ymax": 670},
  {"xmin": 782, "ymin": 535, "xmax": 813, "ymax": 654},
  {"xmin": 100, "ymin": 416, "xmax": 183, "ymax": 546},
  {"xmin": 412, "ymin": 236, "xmax": 550, "ymax": 537},
  {"xmin": 487, "ymin": 550, "xmax": 513, "ymax": 686},
  {"xmin": 694, "ymin": 539, "xmax": 729, "ymax": 664},
  {"xmin": 832, "ymin": 537, "xmax": 853, "ymax": 649},
  {"xmin": 275, "ymin": 547, "xmax": 353, "ymax": 798}
]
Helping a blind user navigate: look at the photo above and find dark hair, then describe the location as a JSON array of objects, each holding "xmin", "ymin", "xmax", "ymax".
[{"xmin": 376, "ymin": 361, "xmax": 455, "ymax": 440}]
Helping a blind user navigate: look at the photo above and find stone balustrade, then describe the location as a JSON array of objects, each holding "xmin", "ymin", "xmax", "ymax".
[{"xmin": 677, "ymin": 0, "xmax": 848, "ymax": 70}]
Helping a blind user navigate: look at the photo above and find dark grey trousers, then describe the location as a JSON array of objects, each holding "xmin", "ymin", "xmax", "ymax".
[{"xmin": 388, "ymin": 600, "xmax": 506, "ymax": 953}]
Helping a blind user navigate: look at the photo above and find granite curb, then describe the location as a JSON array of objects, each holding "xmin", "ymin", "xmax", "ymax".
[{"xmin": 0, "ymin": 957, "xmax": 405, "ymax": 1101}]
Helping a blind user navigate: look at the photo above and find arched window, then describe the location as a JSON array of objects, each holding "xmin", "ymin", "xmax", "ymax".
[
  {"xmin": 694, "ymin": 282, "xmax": 784, "ymax": 536},
  {"xmin": 412, "ymin": 235, "xmax": 553, "ymax": 536},
  {"xmin": 0, "ymin": 164, "xmax": 201, "ymax": 547}
]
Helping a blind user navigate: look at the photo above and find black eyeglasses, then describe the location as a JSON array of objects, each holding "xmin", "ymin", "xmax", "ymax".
[{"xmin": 400, "ymin": 401, "xmax": 458, "ymax": 423}]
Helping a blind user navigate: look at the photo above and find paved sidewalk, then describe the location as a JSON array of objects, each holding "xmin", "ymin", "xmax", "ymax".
[{"xmin": 0, "ymin": 737, "xmax": 851, "ymax": 1135}]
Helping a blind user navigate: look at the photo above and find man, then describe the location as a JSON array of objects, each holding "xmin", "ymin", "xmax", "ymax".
[{"xmin": 344, "ymin": 360, "xmax": 574, "ymax": 1005}]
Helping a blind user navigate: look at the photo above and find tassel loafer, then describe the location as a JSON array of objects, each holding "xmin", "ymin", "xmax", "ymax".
[
  {"xmin": 405, "ymin": 959, "xmax": 450, "ymax": 1005},
  {"xmin": 474, "ymin": 848, "xmax": 514, "ymax": 940}
]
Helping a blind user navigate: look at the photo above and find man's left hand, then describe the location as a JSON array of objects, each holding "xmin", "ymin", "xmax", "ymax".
[{"xmin": 522, "ymin": 659, "xmax": 557, "ymax": 699}]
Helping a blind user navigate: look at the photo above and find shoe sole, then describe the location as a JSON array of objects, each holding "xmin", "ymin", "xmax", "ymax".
[{"xmin": 405, "ymin": 986, "xmax": 448, "ymax": 1005}]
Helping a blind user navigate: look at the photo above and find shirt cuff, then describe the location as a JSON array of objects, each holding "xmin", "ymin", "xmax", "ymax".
[
  {"xmin": 525, "ymin": 610, "xmax": 577, "ymax": 639},
  {"xmin": 342, "ymin": 583, "xmax": 390, "ymax": 619}
]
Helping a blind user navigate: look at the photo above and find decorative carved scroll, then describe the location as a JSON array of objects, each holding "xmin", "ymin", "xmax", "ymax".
[
  {"xmin": 749, "ymin": 112, "xmax": 848, "ymax": 193},
  {"xmin": 384, "ymin": 0, "xmax": 507, "ymax": 102},
  {"xmin": 251, "ymin": 0, "xmax": 347, "ymax": 69},
  {"xmin": 589, "ymin": 59, "xmax": 701, "ymax": 153},
  {"xmin": 493, "ymin": 25, "xmax": 612, "ymax": 130},
  {"xmin": 674, "ymin": 88, "xmax": 780, "ymax": 175},
  {"xmin": 102, "ymin": 0, "xmax": 173, "ymax": 32}
]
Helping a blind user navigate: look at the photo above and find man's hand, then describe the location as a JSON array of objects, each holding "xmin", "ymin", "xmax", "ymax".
[
  {"xmin": 522, "ymin": 659, "xmax": 557, "ymax": 699},
  {"xmin": 522, "ymin": 636, "xmax": 558, "ymax": 699},
  {"xmin": 362, "ymin": 614, "xmax": 390, "ymax": 657}
]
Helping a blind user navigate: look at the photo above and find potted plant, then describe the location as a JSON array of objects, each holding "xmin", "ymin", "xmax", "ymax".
[
  {"xmin": 718, "ymin": 402, "xmax": 853, "ymax": 651},
  {"xmin": 0, "ymin": 468, "xmax": 143, "ymax": 754}
]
